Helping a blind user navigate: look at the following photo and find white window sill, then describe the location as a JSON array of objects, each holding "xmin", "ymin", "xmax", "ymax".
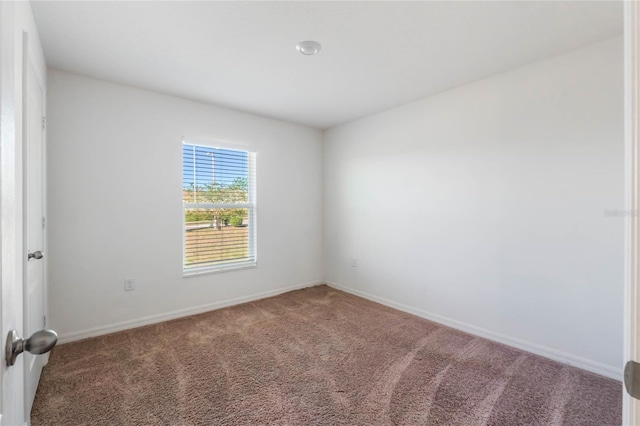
[{"xmin": 183, "ymin": 262, "xmax": 257, "ymax": 278}]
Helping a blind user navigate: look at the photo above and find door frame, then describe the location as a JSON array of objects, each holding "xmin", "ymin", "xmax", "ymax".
[
  {"xmin": 21, "ymin": 30, "xmax": 47, "ymax": 421},
  {"xmin": 624, "ymin": 0, "xmax": 640, "ymax": 424}
]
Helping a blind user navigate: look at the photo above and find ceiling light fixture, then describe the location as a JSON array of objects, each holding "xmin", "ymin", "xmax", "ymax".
[{"xmin": 296, "ymin": 41, "xmax": 321, "ymax": 56}]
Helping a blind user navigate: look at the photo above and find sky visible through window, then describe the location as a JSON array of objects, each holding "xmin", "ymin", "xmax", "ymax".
[{"xmin": 182, "ymin": 143, "xmax": 248, "ymax": 189}]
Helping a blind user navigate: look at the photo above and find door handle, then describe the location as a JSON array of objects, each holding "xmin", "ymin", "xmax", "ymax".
[
  {"xmin": 5, "ymin": 329, "xmax": 57, "ymax": 367},
  {"xmin": 625, "ymin": 360, "xmax": 640, "ymax": 399},
  {"xmin": 27, "ymin": 250, "xmax": 43, "ymax": 260}
]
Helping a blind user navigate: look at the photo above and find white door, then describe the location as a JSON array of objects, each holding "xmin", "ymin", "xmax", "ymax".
[
  {"xmin": 1, "ymin": 2, "xmax": 27, "ymax": 425},
  {"xmin": 23, "ymin": 52, "xmax": 46, "ymax": 417}
]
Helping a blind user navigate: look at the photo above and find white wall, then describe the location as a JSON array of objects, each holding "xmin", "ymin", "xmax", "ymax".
[
  {"xmin": 323, "ymin": 37, "xmax": 624, "ymax": 378},
  {"xmin": 46, "ymin": 70, "xmax": 323, "ymax": 342}
]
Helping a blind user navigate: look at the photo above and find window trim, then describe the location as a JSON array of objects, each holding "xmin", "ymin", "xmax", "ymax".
[
  {"xmin": 183, "ymin": 261, "xmax": 257, "ymax": 278},
  {"xmin": 181, "ymin": 140, "xmax": 257, "ymax": 276}
]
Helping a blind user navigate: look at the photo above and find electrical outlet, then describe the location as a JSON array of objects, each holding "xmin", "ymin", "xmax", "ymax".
[
  {"xmin": 351, "ymin": 259, "xmax": 358, "ymax": 268},
  {"xmin": 124, "ymin": 278, "xmax": 136, "ymax": 291}
]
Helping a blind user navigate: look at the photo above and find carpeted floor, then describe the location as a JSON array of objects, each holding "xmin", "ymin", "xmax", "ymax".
[{"xmin": 31, "ymin": 285, "xmax": 621, "ymax": 425}]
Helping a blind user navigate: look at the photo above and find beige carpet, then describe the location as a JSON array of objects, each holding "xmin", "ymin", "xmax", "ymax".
[{"xmin": 32, "ymin": 285, "xmax": 621, "ymax": 425}]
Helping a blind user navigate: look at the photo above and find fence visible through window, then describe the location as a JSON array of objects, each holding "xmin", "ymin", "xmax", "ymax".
[{"xmin": 182, "ymin": 142, "xmax": 256, "ymax": 273}]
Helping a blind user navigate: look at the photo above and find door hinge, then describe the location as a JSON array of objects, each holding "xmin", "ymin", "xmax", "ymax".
[
  {"xmin": 43, "ymin": 315, "xmax": 46, "ymax": 327},
  {"xmin": 42, "ymin": 217, "xmax": 45, "ymax": 229},
  {"xmin": 42, "ymin": 116, "xmax": 46, "ymax": 131}
]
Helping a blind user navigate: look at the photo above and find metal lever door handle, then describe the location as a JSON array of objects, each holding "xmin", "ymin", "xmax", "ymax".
[
  {"xmin": 28, "ymin": 250, "xmax": 44, "ymax": 260},
  {"xmin": 5, "ymin": 329, "xmax": 57, "ymax": 367}
]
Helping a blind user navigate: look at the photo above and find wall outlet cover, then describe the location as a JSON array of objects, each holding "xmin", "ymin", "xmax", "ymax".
[{"xmin": 124, "ymin": 278, "xmax": 136, "ymax": 291}]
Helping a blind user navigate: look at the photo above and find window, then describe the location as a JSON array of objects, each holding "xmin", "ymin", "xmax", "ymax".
[{"xmin": 182, "ymin": 142, "xmax": 256, "ymax": 274}]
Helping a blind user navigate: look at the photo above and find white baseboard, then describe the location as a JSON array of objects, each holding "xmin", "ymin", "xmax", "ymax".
[
  {"xmin": 326, "ymin": 281, "xmax": 622, "ymax": 381},
  {"xmin": 57, "ymin": 281, "xmax": 322, "ymax": 344}
]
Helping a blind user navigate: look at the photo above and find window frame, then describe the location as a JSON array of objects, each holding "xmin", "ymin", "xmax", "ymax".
[{"xmin": 181, "ymin": 140, "xmax": 257, "ymax": 277}]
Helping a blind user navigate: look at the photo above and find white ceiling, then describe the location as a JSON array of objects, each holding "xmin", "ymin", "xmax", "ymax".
[{"xmin": 31, "ymin": 1, "xmax": 622, "ymax": 129}]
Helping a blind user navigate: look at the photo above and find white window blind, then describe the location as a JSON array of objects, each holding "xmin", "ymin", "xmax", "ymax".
[{"xmin": 182, "ymin": 142, "xmax": 256, "ymax": 274}]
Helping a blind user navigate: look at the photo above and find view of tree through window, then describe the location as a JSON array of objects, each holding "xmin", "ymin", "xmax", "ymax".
[{"xmin": 182, "ymin": 143, "xmax": 256, "ymax": 272}]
